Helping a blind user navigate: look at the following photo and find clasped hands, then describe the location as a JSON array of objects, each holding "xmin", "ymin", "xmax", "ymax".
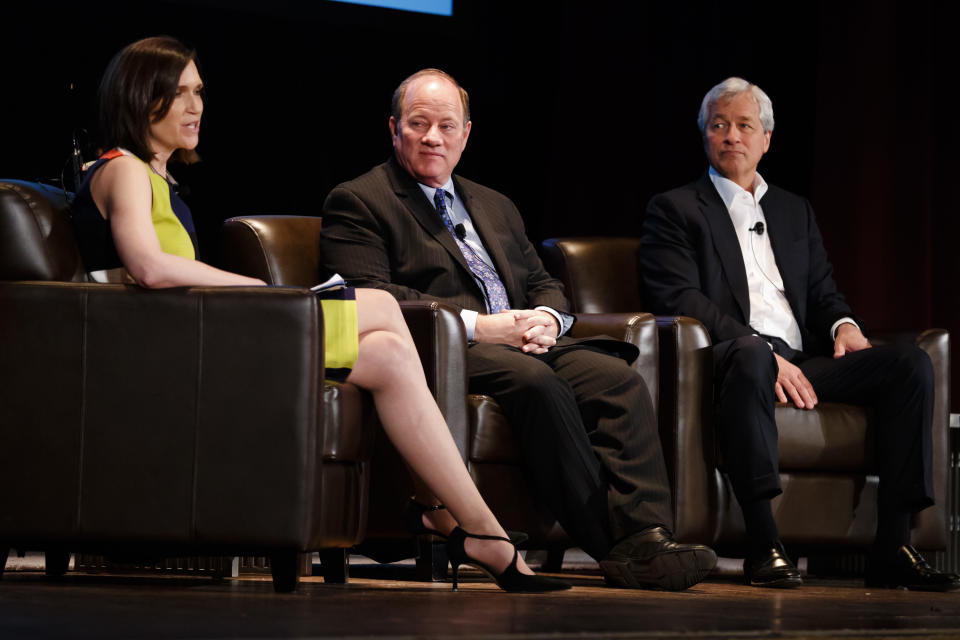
[
  {"xmin": 474, "ymin": 309, "xmax": 559, "ymax": 354},
  {"xmin": 775, "ymin": 322, "xmax": 871, "ymax": 409}
]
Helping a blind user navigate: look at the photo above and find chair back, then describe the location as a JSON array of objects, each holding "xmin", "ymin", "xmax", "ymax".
[
  {"xmin": 541, "ymin": 236, "xmax": 643, "ymax": 313},
  {"xmin": 221, "ymin": 215, "xmax": 324, "ymax": 286},
  {"xmin": 0, "ymin": 180, "xmax": 87, "ymax": 282}
]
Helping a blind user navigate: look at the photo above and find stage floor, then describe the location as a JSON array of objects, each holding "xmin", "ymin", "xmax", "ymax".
[{"xmin": 2, "ymin": 553, "xmax": 959, "ymax": 639}]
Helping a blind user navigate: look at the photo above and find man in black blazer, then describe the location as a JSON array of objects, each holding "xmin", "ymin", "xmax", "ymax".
[
  {"xmin": 319, "ymin": 68, "xmax": 717, "ymax": 590},
  {"xmin": 642, "ymin": 77, "xmax": 957, "ymax": 590}
]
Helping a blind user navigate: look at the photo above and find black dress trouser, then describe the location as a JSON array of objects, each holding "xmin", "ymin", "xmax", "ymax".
[
  {"xmin": 713, "ymin": 335, "xmax": 935, "ymax": 523},
  {"xmin": 466, "ymin": 340, "xmax": 673, "ymax": 561}
]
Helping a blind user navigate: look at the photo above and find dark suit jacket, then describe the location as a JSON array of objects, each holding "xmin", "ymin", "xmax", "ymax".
[
  {"xmin": 319, "ymin": 158, "xmax": 638, "ymax": 362},
  {"xmin": 319, "ymin": 158, "xmax": 570, "ymax": 314},
  {"xmin": 641, "ymin": 174, "xmax": 857, "ymax": 357}
]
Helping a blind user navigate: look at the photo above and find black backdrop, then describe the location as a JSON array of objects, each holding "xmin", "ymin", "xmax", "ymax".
[{"xmin": 3, "ymin": 0, "xmax": 958, "ymax": 410}]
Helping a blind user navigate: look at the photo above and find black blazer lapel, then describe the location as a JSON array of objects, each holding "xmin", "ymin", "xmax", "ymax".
[
  {"xmin": 760, "ymin": 188, "xmax": 807, "ymax": 326},
  {"xmin": 695, "ymin": 176, "xmax": 751, "ymax": 324}
]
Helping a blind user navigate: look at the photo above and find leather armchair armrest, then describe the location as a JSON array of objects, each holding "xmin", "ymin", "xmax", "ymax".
[
  {"xmin": 221, "ymin": 215, "xmax": 324, "ymax": 287},
  {"xmin": 570, "ymin": 312, "xmax": 658, "ymax": 419},
  {"xmin": 398, "ymin": 300, "xmax": 469, "ymax": 459},
  {"xmin": 654, "ymin": 315, "xmax": 718, "ymax": 543},
  {"xmin": 871, "ymin": 329, "xmax": 950, "ymax": 548}
]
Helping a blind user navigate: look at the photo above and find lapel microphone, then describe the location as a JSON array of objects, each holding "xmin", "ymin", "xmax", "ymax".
[
  {"xmin": 454, "ymin": 223, "xmax": 467, "ymax": 240},
  {"xmin": 749, "ymin": 221, "xmax": 765, "ymax": 235}
]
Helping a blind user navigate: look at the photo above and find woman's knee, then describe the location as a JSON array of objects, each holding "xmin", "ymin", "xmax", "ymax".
[
  {"xmin": 357, "ymin": 288, "xmax": 399, "ymax": 313},
  {"xmin": 356, "ymin": 288, "xmax": 406, "ymax": 333},
  {"xmin": 358, "ymin": 329, "xmax": 418, "ymax": 373}
]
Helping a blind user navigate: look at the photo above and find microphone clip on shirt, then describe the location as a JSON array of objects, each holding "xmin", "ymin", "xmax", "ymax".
[
  {"xmin": 454, "ymin": 222, "xmax": 466, "ymax": 241},
  {"xmin": 748, "ymin": 222, "xmax": 783, "ymax": 294}
]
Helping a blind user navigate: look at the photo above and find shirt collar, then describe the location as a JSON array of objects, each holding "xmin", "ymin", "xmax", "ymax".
[
  {"xmin": 708, "ymin": 166, "xmax": 768, "ymax": 211},
  {"xmin": 418, "ymin": 178, "xmax": 455, "ymax": 206}
]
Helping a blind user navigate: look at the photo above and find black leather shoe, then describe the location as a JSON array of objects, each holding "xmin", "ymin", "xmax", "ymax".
[
  {"xmin": 599, "ymin": 526, "xmax": 717, "ymax": 591},
  {"xmin": 865, "ymin": 545, "xmax": 960, "ymax": 591},
  {"xmin": 744, "ymin": 541, "xmax": 802, "ymax": 588}
]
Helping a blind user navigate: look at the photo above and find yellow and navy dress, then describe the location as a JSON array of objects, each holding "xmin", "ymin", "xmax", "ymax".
[
  {"xmin": 71, "ymin": 149, "xmax": 358, "ymax": 382},
  {"xmin": 316, "ymin": 286, "xmax": 359, "ymax": 382},
  {"xmin": 72, "ymin": 148, "xmax": 196, "ymax": 280}
]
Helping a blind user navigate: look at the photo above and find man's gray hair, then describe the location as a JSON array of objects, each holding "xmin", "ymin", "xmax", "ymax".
[{"xmin": 697, "ymin": 77, "xmax": 775, "ymax": 134}]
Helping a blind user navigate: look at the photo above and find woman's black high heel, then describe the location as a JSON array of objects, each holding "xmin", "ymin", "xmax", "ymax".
[
  {"xmin": 446, "ymin": 526, "xmax": 571, "ymax": 592},
  {"xmin": 402, "ymin": 500, "xmax": 530, "ymax": 545}
]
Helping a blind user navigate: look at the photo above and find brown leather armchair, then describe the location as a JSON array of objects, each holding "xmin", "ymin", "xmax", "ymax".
[
  {"xmin": 541, "ymin": 236, "xmax": 949, "ymax": 555},
  {"xmin": 221, "ymin": 216, "xmax": 661, "ymax": 573},
  {"xmin": 0, "ymin": 180, "xmax": 375, "ymax": 592}
]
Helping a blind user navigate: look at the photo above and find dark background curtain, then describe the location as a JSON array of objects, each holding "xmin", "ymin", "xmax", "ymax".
[{"xmin": 3, "ymin": 0, "xmax": 956, "ymax": 409}]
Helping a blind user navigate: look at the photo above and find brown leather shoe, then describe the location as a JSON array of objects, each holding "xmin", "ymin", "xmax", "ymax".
[
  {"xmin": 865, "ymin": 545, "xmax": 960, "ymax": 591},
  {"xmin": 599, "ymin": 526, "xmax": 717, "ymax": 591},
  {"xmin": 744, "ymin": 540, "xmax": 802, "ymax": 588}
]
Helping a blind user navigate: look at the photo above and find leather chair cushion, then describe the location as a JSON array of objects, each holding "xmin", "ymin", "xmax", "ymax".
[
  {"xmin": 776, "ymin": 402, "xmax": 872, "ymax": 472},
  {"xmin": 716, "ymin": 471, "xmax": 880, "ymax": 546}
]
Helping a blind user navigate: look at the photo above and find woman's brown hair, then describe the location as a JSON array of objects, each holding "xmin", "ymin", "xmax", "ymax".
[{"xmin": 98, "ymin": 36, "xmax": 201, "ymax": 164}]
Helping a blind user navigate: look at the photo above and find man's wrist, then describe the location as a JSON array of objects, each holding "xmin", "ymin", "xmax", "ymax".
[
  {"xmin": 544, "ymin": 311, "xmax": 560, "ymax": 334},
  {"xmin": 461, "ymin": 309, "xmax": 479, "ymax": 341},
  {"xmin": 830, "ymin": 317, "xmax": 860, "ymax": 340},
  {"xmin": 535, "ymin": 306, "xmax": 570, "ymax": 337}
]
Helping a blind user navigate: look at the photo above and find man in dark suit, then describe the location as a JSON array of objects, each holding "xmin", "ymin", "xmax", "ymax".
[
  {"xmin": 642, "ymin": 77, "xmax": 958, "ymax": 590},
  {"xmin": 319, "ymin": 68, "xmax": 717, "ymax": 590}
]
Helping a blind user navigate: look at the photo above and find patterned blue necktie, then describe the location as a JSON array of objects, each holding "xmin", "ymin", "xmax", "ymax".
[{"xmin": 434, "ymin": 188, "xmax": 511, "ymax": 313}]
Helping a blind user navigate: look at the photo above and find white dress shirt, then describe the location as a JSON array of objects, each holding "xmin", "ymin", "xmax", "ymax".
[
  {"xmin": 418, "ymin": 180, "xmax": 572, "ymax": 341},
  {"xmin": 709, "ymin": 169, "xmax": 804, "ymax": 350},
  {"xmin": 708, "ymin": 168, "xmax": 857, "ymax": 351}
]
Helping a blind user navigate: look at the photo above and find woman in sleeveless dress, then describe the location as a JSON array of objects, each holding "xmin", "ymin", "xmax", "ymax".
[{"xmin": 72, "ymin": 36, "xmax": 568, "ymax": 593}]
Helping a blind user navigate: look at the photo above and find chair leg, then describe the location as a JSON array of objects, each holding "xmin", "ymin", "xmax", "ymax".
[
  {"xmin": 44, "ymin": 550, "xmax": 70, "ymax": 577},
  {"xmin": 524, "ymin": 549, "xmax": 565, "ymax": 572},
  {"xmin": 317, "ymin": 548, "xmax": 349, "ymax": 583},
  {"xmin": 0, "ymin": 547, "xmax": 8, "ymax": 579},
  {"xmin": 543, "ymin": 549, "xmax": 565, "ymax": 572},
  {"xmin": 414, "ymin": 539, "xmax": 448, "ymax": 581},
  {"xmin": 269, "ymin": 550, "xmax": 300, "ymax": 593}
]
